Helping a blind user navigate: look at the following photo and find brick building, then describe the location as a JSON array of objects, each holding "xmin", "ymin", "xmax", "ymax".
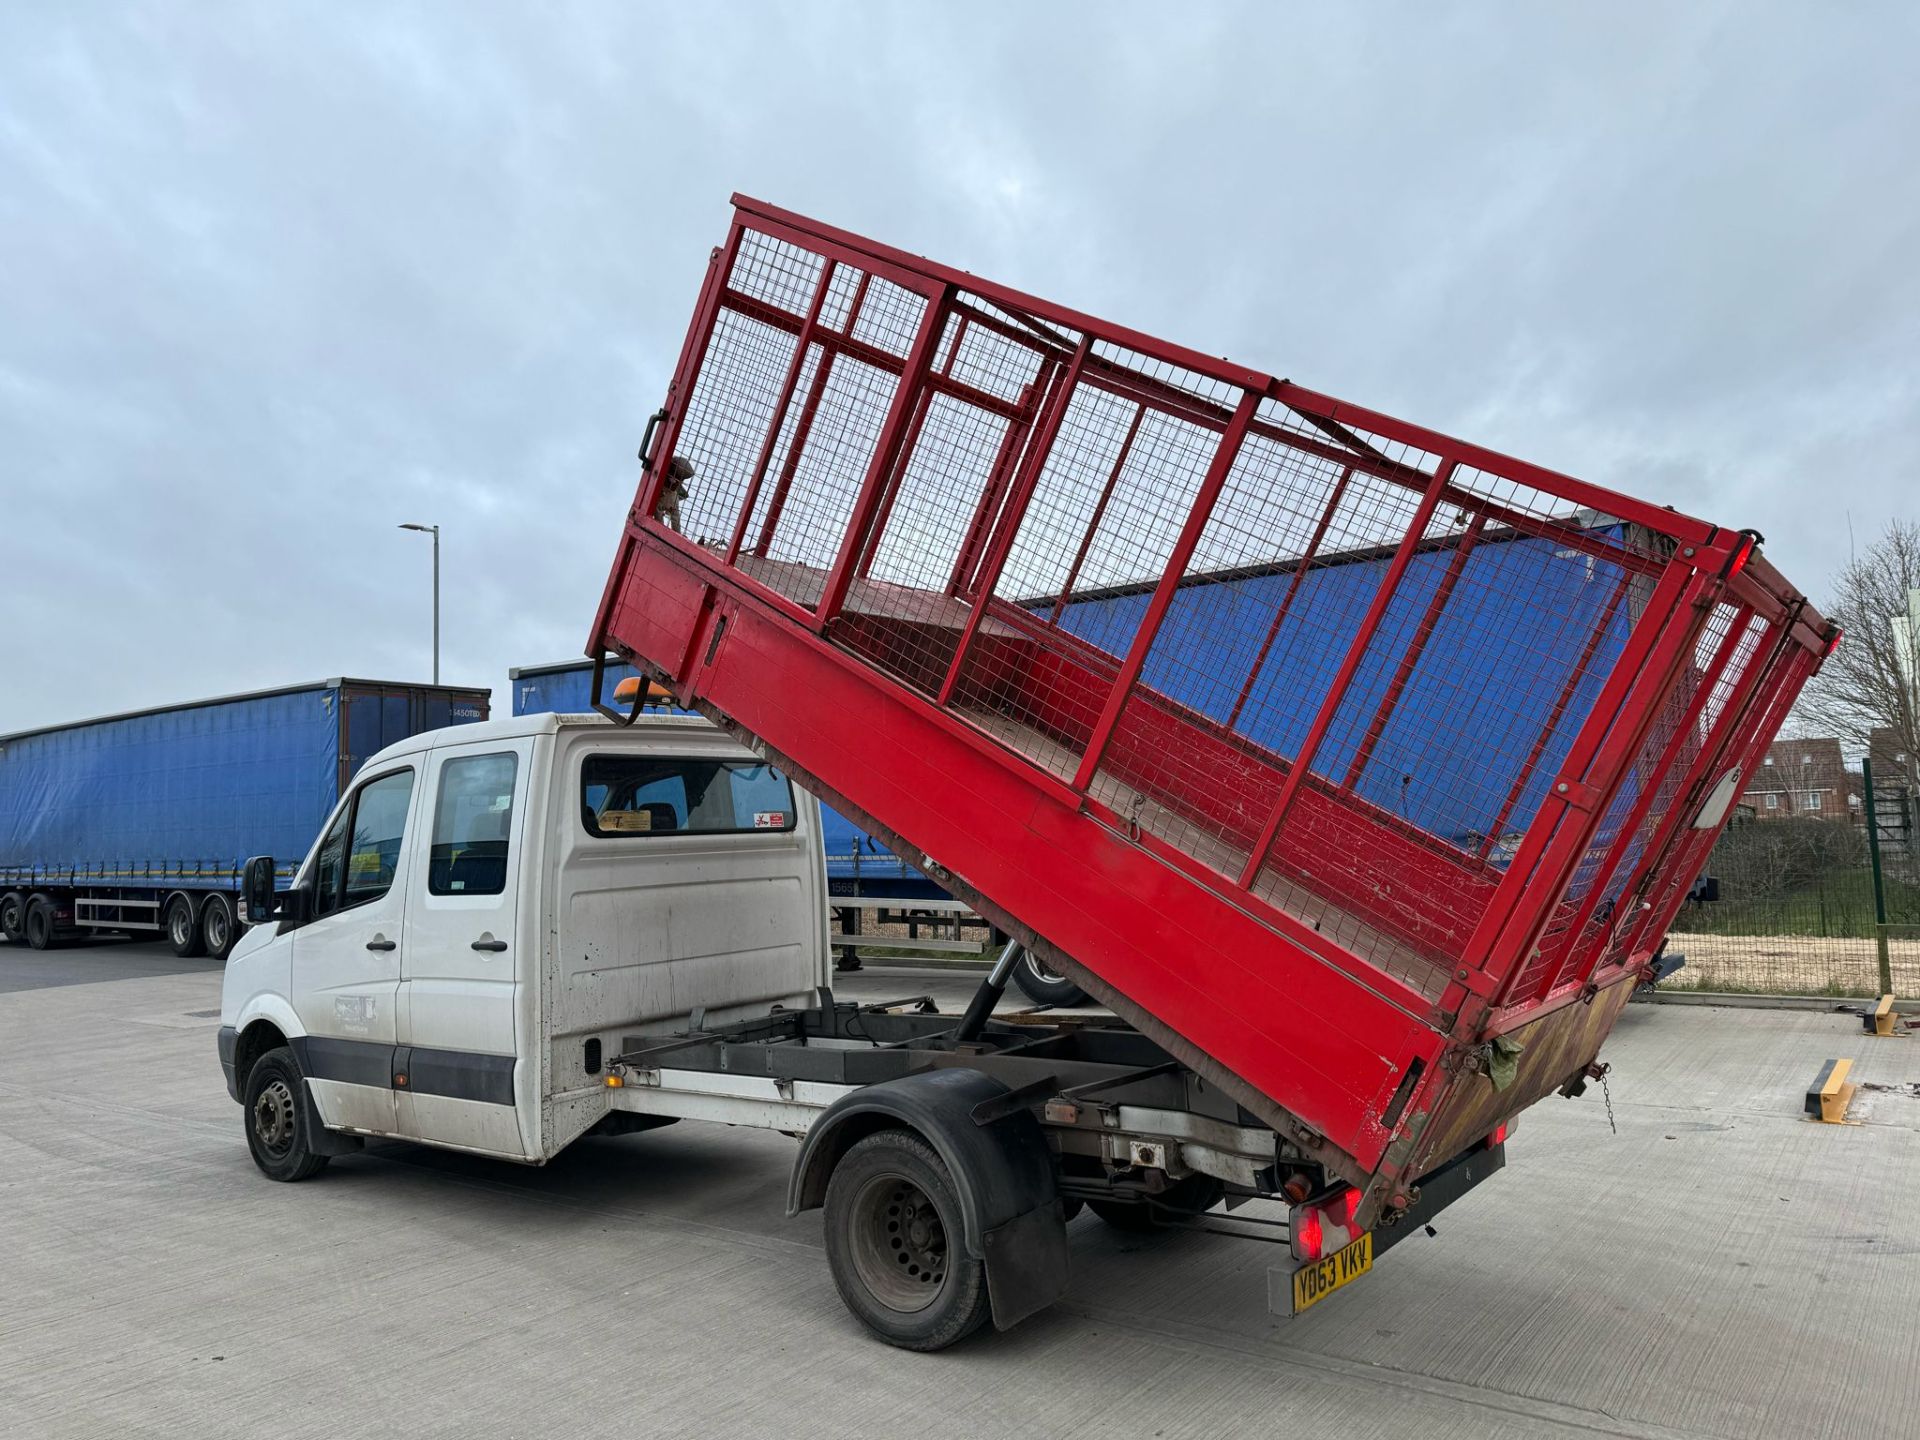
[{"xmin": 1744, "ymin": 736, "xmax": 1851, "ymax": 821}]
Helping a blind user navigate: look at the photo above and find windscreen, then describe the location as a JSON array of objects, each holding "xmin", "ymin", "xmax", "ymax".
[{"xmin": 581, "ymin": 754, "xmax": 797, "ymax": 838}]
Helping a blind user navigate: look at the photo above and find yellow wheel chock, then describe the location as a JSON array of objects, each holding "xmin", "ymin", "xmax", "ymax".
[
  {"xmin": 1864, "ymin": 995, "xmax": 1898, "ymax": 1037},
  {"xmin": 1805, "ymin": 1058, "xmax": 1857, "ymax": 1124}
]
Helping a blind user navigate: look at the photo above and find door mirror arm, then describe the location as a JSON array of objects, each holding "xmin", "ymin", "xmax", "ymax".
[
  {"xmin": 277, "ymin": 884, "xmax": 312, "ymax": 933},
  {"xmin": 244, "ymin": 854, "xmax": 313, "ymax": 933}
]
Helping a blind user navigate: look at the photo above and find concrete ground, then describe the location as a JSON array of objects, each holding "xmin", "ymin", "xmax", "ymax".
[{"xmin": 4, "ymin": 939, "xmax": 1919, "ymax": 1440}]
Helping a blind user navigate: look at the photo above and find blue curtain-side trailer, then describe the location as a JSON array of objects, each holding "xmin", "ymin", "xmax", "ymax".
[{"xmin": 0, "ymin": 679, "xmax": 488, "ymax": 958}]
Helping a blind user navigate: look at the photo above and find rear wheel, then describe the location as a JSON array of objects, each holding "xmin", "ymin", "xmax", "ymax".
[
  {"xmin": 243, "ymin": 1047, "xmax": 329, "ymax": 1182},
  {"xmin": 1011, "ymin": 952, "xmax": 1090, "ymax": 1008},
  {"xmin": 200, "ymin": 894, "xmax": 238, "ymax": 961},
  {"xmin": 822, "ymin": 1129, "xmax": 992, "ymax": 1351},
  {"xmin": 166, "ymin": 896, "xmax": 205, "ymax": 958},
  {"xmin": 1087, "ymin": 1173, "xmax": 1225, "ymax": 1232},
  {"xmin": 0, "ymin": 891, "xmax": 24, "ymax": 944},
  {"xmin": 23, "ymin": 897, "xmax": 58, "ymax": 951}
]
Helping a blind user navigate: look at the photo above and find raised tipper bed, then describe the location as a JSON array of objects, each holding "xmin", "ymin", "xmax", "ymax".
[{"xmin": 590, "ymin": 196, "xmax": 1834, "ymax": 1221}]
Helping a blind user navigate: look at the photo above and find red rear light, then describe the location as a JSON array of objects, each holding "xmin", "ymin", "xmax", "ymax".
[
  {"xmin": 1293, "ymin": 1205, "xmax": 1325, "ymax": 1261},
  {"xmin": 1291, "ymin": 1186, "xmax": 1362, "ymax": 1261},
  {"xmin": 1725, "ymin": 529, "xmax": 1758, "ymax": 576},
  {"xmin": 1490, "ymin": 1122, "xmax": 1509, "ymax": 1146}
]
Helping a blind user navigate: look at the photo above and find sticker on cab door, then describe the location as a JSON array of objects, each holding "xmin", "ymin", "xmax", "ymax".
[{"xmin": 753, "ymin": 811, "xmax": 787, "ymax": 828}]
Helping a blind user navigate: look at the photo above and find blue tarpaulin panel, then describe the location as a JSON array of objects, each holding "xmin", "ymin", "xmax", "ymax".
[
  {"xmin": 1055, "ymin": 530, "xmax": 1631, "ymax": 850},
  {"xmin": 522, "ymin": 530, "xmax": 1617, "ymax": 894},
  {"xmin": 0, "ymin": 682, "xmax": 488, "ymax": 889}
]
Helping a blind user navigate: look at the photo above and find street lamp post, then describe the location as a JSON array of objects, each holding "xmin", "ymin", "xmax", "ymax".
[{"xmin": 399, "ymin": 523, "xmax": 440, "ymax": 683}]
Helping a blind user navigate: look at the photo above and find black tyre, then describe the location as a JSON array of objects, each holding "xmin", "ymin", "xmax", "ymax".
[
  {"xmin": 200, "ymin": 893, "xmax": 238, "ymax": 961},
  {"xmin": 1087, "ymin": 1173, "xmax": 1225, "ymax": 1233},
  {"xmin": 0, "ymin": 891, "xmax": 24, "ymax": 944},
  {"xmin": 1011, "ymin": 952, "xmax": 1090, "ymax": 1008},
  {"xmin": 242, "ymin": 1046, "xmax": 329, "ymax": 1182},
  {"xmin": 822, "ymin": 1129, "xmax": 993, "ymax": 1351},
  {"xmin": 23, "ymin": 897, "xmax": 58, "ymax": 951},
  {"xmin": 166, "ymin": 896, "xmax": 205, "ymax": 958}
]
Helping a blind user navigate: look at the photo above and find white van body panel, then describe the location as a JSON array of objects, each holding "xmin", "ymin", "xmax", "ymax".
[
  {"xmin": 218, "ymin": 712, "xmax": 828, "ymax": 1165},
  {"xmin": 539, "ymin": 720, "xmax": 829, "ymax": 1156}
]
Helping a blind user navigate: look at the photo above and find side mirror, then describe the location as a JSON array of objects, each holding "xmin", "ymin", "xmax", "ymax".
[{"xmin": 241, "ymin": 856, "xmax": 279, "ymax": 925}]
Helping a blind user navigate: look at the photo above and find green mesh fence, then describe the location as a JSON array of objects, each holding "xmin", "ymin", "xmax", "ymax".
[{"xmin": 1663, "ymin": 771, "xmax": 1917, "ymax": 997}]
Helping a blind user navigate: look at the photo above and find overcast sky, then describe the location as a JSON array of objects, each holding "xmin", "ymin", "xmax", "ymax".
[{"xmin": 2, "ymin": 2, "xmax": 1916, "ymax": 735}]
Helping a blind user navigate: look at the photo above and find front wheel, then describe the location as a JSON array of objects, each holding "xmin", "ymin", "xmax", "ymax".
[
  {"xmin": 822, "ymin": 1129, "xmax": 992, "ymax": 1351},
  {"xmin": 242, "ymin": 1047, "xmax": 330, "ymax": 1182},
  {"xmin": 1011, "ymin": 952, "xmax": 1090, "ymax": 1008}
]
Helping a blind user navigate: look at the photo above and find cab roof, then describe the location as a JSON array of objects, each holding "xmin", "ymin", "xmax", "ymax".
[{"xmin": 363, "ymin": 710, "xmax": 731, "ymax": 765}]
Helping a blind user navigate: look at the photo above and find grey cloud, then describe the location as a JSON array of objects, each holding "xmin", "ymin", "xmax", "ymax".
[{"xmin": 2, "ymin": 1, "xmax": 1915, "ymax": 731}]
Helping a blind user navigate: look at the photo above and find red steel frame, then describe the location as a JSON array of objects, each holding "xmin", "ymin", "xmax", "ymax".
[{"xmin": 591, "ymin": 197, "xmax": 1833, "ymax": 1214}]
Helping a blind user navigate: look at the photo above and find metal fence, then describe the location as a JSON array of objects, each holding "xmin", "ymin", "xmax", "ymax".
[{"xmin": 1663, "ymin": 758, "xmax": 1920, "ymax": 996}]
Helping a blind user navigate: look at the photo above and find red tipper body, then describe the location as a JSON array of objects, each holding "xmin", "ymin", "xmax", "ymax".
[{"xmin": 591, "ymin": 197, "xmax": 1832, "ymax": 1218}]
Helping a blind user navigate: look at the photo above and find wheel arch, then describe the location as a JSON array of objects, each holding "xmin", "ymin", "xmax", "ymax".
[
  {"xmin": 788, "ymin": 1068, "xmax": 1069, "ymax": 1330},
  {"xmin": 231, "ymin": 994, "xmax": 305, "ymax": 1070},
  {"xmin": 232, "ymin": 1015, "xmax": 294, "ymax": 1092}
]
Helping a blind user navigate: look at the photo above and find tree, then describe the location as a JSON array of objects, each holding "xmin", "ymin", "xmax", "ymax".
[{"xmin": 1797, "ymin": 519, "xmax": 1920, "ymax": 796}]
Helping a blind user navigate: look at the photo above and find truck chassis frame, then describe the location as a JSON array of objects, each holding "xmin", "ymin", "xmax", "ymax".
[{"xmin": 602, "ymin": 988, "xmax": 1504, "ymax": 1318}]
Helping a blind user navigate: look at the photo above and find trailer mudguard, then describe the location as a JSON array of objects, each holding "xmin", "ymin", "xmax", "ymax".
[{"xmin": 788, "ymin": 1068, "xmax": 1069, "ymax": 1329}]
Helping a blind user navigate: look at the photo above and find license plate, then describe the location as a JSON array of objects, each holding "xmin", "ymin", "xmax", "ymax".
[{"xmin": 1291, "ymin": 1232, "xmax": 1373, "ymax": 1314}]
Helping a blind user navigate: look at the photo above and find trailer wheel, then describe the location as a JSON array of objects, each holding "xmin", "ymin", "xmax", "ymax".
[
  {"xmin": 23, "ymin": 897, "xmax": 58, "ymax": 951},
  {"xmin": 822, "ymin": 1129, "xmax": 992, "ymax": 1351},
  {"xmin": 166, "ymin": 896, "xmax": 205, "ymax": 958},
  {"xmin": 243, "ymin": 1047, "xmax": 330, "ymax": 1183},
  {"xmin": 0, "ymin": 891, "xmax": 24, "ymax": 944},
  {"xmin": 1087, "ymin": 1173, "xmax": 1225, "ymax": 1232},
  {"xmin": 200, "ymin": 894, "xmax": 237, "ymax": 961},
  {"xmin": 1011, "ymin": 953, "xmax": 1090, "ymax": 1008}
]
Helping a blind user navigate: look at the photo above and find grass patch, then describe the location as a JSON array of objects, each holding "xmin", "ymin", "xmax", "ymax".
[{"xmin": 1678, "ymin": 868, "xmax": 1920, "ymax": 939}]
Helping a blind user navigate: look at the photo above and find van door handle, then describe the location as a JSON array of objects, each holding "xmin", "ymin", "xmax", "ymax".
[
  {"xmin": 366, "ymin": 937, "xmax": 397, "ymax": 952},
  {"xmin": 471, "ymin": 937, "xmax": 508, "ymax": 953}
]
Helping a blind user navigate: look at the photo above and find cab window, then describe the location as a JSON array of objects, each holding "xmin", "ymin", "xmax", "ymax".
[
  {"xmin": 430, "ymin": 752, "xmax": 518, "ymax": 896},
  {"xmin": 312, "ymin": 807, "xmax": 350, "ymax": 914},
  {"xmin": 581, "ymin": 755, "xmax": 796, "ymax": 837},
  {"xmin": 313, "ymin": 768, "xmax": 415, "ymax": 917}
]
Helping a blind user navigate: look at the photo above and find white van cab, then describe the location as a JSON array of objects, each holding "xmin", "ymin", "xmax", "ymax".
[
  {"xmin": 214, "ymin": 707, "xmax": 1447, "ymax": 1352},
  {"xmin": 217, "ymin": 712, "xmax": 827, "ymax": 1178}
]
